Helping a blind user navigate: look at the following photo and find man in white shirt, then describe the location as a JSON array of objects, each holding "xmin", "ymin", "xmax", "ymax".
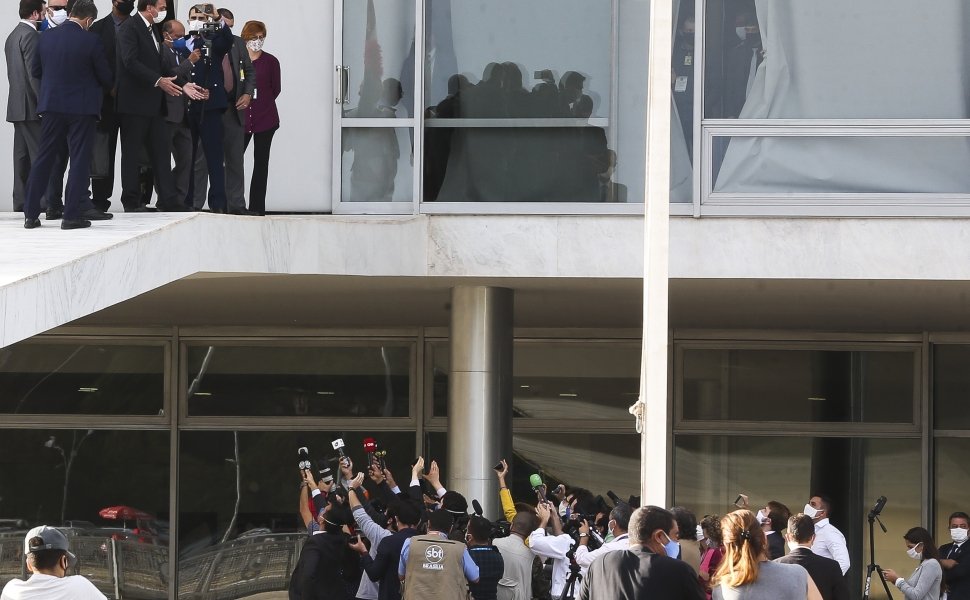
[
  {"xmin": 1, "ymin": 526, "xmax": 106, "ymax": 600},
  {"xmin": 805, "ymin": 494, "xmax": 850, "ymax": 575},
  {"xmin": 529, "ymin": 501, "xmax": 575, "ymax": 599},
  {"xmin": 574, "ymin": 503, "xmax": 632, "ymax": 579}
]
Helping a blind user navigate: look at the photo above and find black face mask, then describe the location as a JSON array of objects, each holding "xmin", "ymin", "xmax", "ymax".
[{"xmin": 116, "ymin": 1, "xmax": 135, "ymax": 14}]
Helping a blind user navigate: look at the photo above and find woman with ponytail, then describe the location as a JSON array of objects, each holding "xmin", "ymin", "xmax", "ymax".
[{"xmin": 712, "ymin": 510, "xmax": 822, "ymax": 600}]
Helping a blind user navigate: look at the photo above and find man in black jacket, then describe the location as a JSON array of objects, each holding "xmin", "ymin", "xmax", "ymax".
[
  {"xmin": 114, "ymin": 0, "xmax": 187, "ymax": 212},
  {"xmin": 775, "ymin": 514, "xmax": 848, "ymax": 600},
  {"xmin": 940, "ymin": 511, "xmax": 970, "ymax": 600},
  {"xmin": 88, "ymin": 0, "xmax": 132, "ymax": 212},
  {"xmin": 349, "ymin": 498, "xmax": 420, "ymax": 600},
  {"xmin": 579, "ymin": 506, "xmax": 703, "ymax": 600},
  {"xmin": 289, "ymin": 503, "xmax": 355, "ymax": 600}
]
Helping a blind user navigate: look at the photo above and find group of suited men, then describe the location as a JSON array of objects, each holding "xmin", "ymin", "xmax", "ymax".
[{"xmin": 6, "ymin": 0, "xmax": 256, "ymax": 230}]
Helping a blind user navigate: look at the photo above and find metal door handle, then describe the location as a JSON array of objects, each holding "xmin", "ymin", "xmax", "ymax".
[{"xmin": 335, "ymin": 66, "xmax": 350, "ymax": 105}]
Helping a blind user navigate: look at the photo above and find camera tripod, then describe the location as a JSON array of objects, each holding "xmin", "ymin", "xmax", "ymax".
[
  {"xmin": 558, "ymin": 559, "xmax": 582, "ymax": 600},
  {"xmin": 862, "ymin": 496, "xmax": 893, "ymax": 600}
]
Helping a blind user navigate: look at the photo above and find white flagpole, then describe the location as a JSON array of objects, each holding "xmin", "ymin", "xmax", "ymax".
[{"xmin": 632, "ymin": 0, "xmax": 673, "ymax": 508}]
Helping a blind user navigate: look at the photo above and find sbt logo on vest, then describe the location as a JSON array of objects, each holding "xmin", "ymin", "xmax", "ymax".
[{"xmin": 423, "ymin": 545, "xmax": 445, "ymax": 570}]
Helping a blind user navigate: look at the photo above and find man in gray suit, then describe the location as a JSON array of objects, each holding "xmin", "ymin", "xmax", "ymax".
[
  {"xmin": 5, "ymin": 0, "xmax": 45, "ymax": 212},
  {"xmin": 191, "ymin": 6, "xmax": 255, "ymax": 214}
]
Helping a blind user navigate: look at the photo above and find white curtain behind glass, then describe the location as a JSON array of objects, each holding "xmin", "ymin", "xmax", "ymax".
[{"xmin": 715, "ymin": 0, "xmax": 970, "ymax": 194}]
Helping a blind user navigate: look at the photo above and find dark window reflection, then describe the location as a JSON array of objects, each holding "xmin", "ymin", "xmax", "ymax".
[
  {"xmin": 421, "ymin": 0, "xmax": 624, "ymax": 202},
  {"xmin": 178, "ymin": 431, "xmax": 415, "ymax": 598},
  {"xmin": 511, "ymin": 433, "xmax": 640, "ymax": 505},
  {"xmin": 682, "ymin": 348, "xmax": 916, "ymax": 423},
  {"xmin": 185, "ymin": 345, "xmax": 412, "ymax": 418},
  {"xmin": 0, "ymin": 430, "xmax": 170, "ymax": 598},
  {"xmin": 430, "ymin": 342, "xmax": 640, "ymax": 420},
  {"xmin": 429, "ymin": 342, "xmax": 449, "ymax": 417},
  {"xmin": 933, "ymin": 345, "xmax": 970, "ymax": 429},
  {"xmin": 0, "ymin": 343, "xmax": 165, "ymax": 416}
]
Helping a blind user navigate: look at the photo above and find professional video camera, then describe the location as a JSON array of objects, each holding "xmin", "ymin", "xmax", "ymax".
[{"xmin": 470, "ymin": 499, "xmax": 511, "ymax": 540}]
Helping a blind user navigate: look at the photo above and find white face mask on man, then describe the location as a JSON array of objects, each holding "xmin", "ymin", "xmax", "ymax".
[
  {"xmin": 952, "ymin": 528, "xmax": 969, "ymax": 544},
  {"xmin": 49, "ymin": 9, "xmax": 68, "ymax": 26},
  {"xmin": 153, "ymin": 9, "xmax": 167, "ymax": 24},
  {"xmin": 803, "ymin": 503, "xmax": 820, "ymax": 519}
]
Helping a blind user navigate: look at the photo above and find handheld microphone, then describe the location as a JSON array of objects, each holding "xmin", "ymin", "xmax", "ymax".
[
  {"xmin": 363, "ymin": 437, "xmax": 377, "ymax": 468},
  {"xmin": 607, "ymin": 490, "xmax": 625, "ymax": 506},
  {"xmin": 472, "ymin": 499, "xmax": 484, "ymax": 516},
  {"xmin": 331, "ymin": 438, "xmax": 348, "ymax": 468},
  {"xmin": 529, "ymin": 473, "xmax": 545, "ymax": 502},
  {"xmin": 298, "ymin": 447, "xmax": 311, "ymax": 471}
]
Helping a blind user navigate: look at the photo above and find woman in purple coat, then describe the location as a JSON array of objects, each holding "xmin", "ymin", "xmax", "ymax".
[{"xmin": 241, "ymin": 20, "xmax": 280, "ymax": 216}]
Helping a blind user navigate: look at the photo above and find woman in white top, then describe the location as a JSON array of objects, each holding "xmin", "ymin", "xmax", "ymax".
[
  {"xmin": 712, "ymin": 510, "xmax": 822, "ymax": 600},
  {"xmin": 882, "ymin": 527, "xmax": 944, "ymax": 600}
]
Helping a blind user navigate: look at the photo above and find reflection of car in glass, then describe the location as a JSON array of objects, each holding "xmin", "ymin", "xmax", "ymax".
[{"xmin": 0, "ymin": 519, "xmax": 28, "ymax": 532}]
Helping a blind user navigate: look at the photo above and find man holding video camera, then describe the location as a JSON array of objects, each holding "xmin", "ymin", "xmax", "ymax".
[
  {"xmin": 181, "ymin": 3, "xmax": 233, "ymax": 212},
  {"xmin": 574, "ymin": 503, "xmax": 632, "ymax": 578}
]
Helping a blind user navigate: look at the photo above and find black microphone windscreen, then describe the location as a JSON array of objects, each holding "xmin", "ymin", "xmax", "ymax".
[{"xmin": 472, "ymin": 499, "xmax": 484, "ymax": 516}]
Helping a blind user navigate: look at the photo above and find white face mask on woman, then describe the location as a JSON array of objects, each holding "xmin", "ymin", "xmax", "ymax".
[
  {"xmin": 246, "ymin": 38, "xmax": 264, "ymax": 52},
  {"xmin": 906, "ymin": 543, "xmax": 923, "ymax": 561}
]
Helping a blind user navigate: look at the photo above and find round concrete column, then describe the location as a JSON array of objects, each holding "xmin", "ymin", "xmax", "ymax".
[{"xmin": 447, "ymin": 286, "xmax": 513, "ymax": 520}]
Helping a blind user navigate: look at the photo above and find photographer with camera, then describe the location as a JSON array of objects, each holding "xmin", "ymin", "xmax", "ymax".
[
  {"xmin": 574, "ymin": 503, "xmax": 632, "ymax": 578},
  {"xmin": 181, "ymin": 3, "xmax": 234, "ymax": 213},
  {"xmin": 531, "ymin": 500, "xmax": 575, "ymax": 599}
]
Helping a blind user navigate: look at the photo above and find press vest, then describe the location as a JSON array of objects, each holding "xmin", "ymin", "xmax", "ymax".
[{"xmin": 402, "ymin": 535, "xmax": 469, "ymax": 600}]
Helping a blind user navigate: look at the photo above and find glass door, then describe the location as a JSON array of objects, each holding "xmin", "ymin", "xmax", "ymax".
[{"xmin": 333, "ymin": 0, "xmax": 422, "ymax": 213}]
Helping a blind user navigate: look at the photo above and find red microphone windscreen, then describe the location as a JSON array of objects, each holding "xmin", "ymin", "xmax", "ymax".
[{"xmin": 363, "ymin": 438, "xmax": 377, "ymax": 453}]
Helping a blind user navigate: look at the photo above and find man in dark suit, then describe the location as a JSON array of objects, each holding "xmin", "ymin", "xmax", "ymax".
[
  {"xmin": 115, "ymin": 0, "xmax": 188, "ymax": 212},
  {"xmin": 348, "ymin": 495, "xmax": 420, "ymax": 600},
  {"xmin": 190, "ymin": 6, "xmax": 254, "ymax": 214},
  {"xmin": 160, "ymin": 18, "xmax": 197, "ymax": 204},
  {"xmin": 5, "ymin": 0, "xmax": 44, "ymax": 213},
  {"xmin": 579, "ymin": 506, "xmax": 704, "ymax": 600},
  {"xmin": 22, "ymin": 0, "xmax": 112, "ymax": 230},
  {"xmin": 776, "ymin": 514, "xmax": 848, "ymax": 600},
  {"xmin": 940, "ymin": 511, "xmax": 970, "ymax": 600},
  {"xmin": 88, "ymin": 0, "xmax": 134, "ymax": 212},
  {"xmin": 182, "ymin": 3, "xmax": 234, "ymax": 213}
]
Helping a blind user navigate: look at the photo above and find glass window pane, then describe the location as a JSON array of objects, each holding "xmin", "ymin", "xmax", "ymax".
[
  {"xmin": 0, "ymin": 342, "xmax": 165, "ymax": 416},
  {"xmin": 704, "ymin": 0, "xmax": 970, "ymax": 119},
  {"xmin": 933, "ymin": 345, "xmax": 970, "ymax": 429},
  {"xmin": 341, "ymin": 127, "xmax": 414, "ymax": 202},
  {"xmin": 674, "ymin": 435, "xmax": 921, "ymax": 599},
  {"xmin": 682, "ymin": 348, "xmax": 916, "ymax": 423},
  {"xmin": 0, "ymin": 429, "xmax": 170, "ymax": 598},
  {"xmin": 712, "ymin": 136, "xmax": 970, "ymax": 195},
  {"xmin": 511, "ymin": 433, "xmax": 640, "ymax": 506},
  {"xmin": 428, "ymin": 341, "xmax": 641, "ymax": 419},
  {"xmin": 935, "ymin": 438, "xmax": 970, "ymax": 539},
  {"xmin": 178, "ymin": 431, "xmax": 415, "ymax": 597},
  {"xmin": 341, "ymin": 0, "xmax": 415, "ymax": 119},
  {"xmin": 428, "ymin": 342, "xmax": 449, "ymax": 418},
  {"xmin": 422, "ymin": 0, "xmax": 645, "ymax": 203},
  {"xmin": 186, "ymin": 345, "xmax": 412, "ymax": 417},
  {"xmin": 514, "ymin": 343, "xmax": 640, "ymax": 420}
]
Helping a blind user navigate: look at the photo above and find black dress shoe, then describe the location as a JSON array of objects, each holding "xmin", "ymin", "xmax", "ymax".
[
  {"xmin": 24, "ymin": 218, "xmax": 41, "ymax": 229},
  {"xmin": 45, "ymin": 208, "xmax": 63, "ymax": 220},
  {"xmin": 61, "ymin": 218, "xmax": 92, "ymax": 230},
  {"xmin": 228, "ymin": 207, "xmax": 258, "ymax": 216},
  {"xmin": 156, "ymin": 203, "xmax": 190, "ymax": 212},
  {"xmin": 81, "ymin": 208, "xmax": 113, "ymax": 221},
  {"xmin": 124, "ymin": 205, "xmax": 149, "ymax": 213}
]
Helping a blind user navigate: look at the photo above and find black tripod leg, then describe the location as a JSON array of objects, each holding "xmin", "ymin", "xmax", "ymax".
[{"xmin": 877, "ymin": 567, "xmax": 895, "ymax": 599}]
